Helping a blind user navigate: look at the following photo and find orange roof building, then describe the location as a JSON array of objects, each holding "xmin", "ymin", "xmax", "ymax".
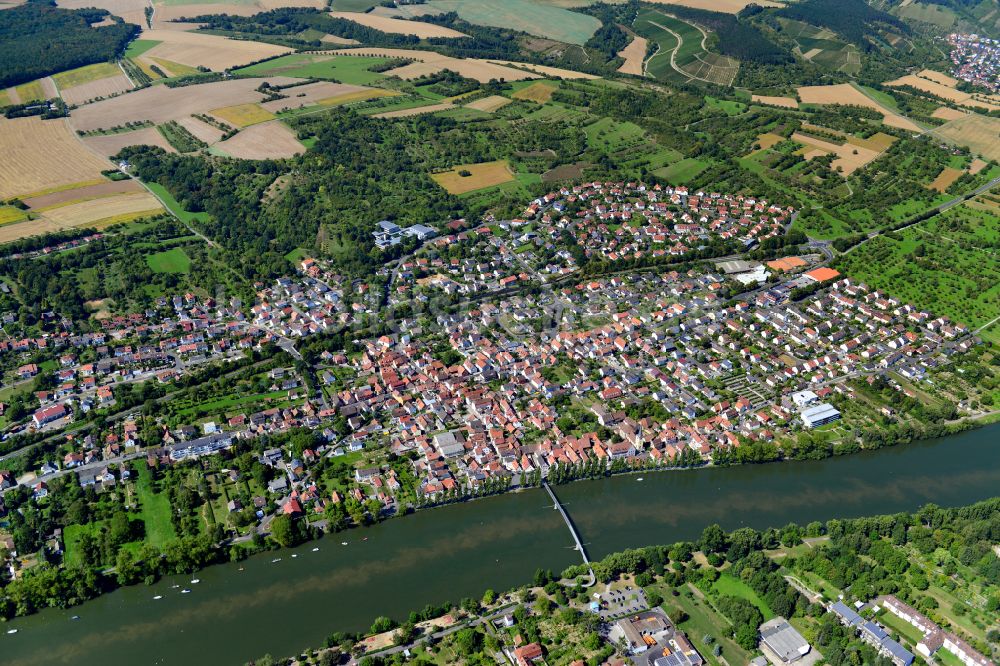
[
  {"xmin": 766, "ymin": 256, "xmax": 807, "ymax": 272},
  {"xmin": 804, "ymin": 267, "xmax": 840, "ymax": 282}
]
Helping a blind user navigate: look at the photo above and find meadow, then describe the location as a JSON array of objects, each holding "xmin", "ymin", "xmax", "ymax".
[{"xmin": 235, "ymin": 53, "xmax": 392, "ymax": 86}]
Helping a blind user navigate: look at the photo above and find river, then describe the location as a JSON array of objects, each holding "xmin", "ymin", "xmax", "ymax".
[{"xmin": 4, "ymin": 423, "xmax": 999, "ymax": 666}]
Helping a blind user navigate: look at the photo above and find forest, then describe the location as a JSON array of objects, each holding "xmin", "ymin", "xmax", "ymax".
[
  {"xmin": 0, "ymin": 0, "xmax": 138, "ymax": 88},
  {"xmin": 776, "ymin": 0, "xmax": 909, "ymax": 50}
]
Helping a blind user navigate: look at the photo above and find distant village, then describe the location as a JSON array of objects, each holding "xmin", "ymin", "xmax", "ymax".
[{"xmin": 948, "ymin": 33, "xmax": 1000, "ymax": 94}]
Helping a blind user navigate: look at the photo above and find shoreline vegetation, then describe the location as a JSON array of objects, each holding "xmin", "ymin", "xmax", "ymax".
[
  {"xmin": 252, "ymin": 495, "xmax": 1000, "ymax": 666},
  {"xmin": 0, "ymin": 415, "xmax": 988, "ymax": 622}
]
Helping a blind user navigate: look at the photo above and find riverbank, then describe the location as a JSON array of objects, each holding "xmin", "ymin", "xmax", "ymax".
[{"xmin": 2, "ymin": 422, "xmax": 999, "ymax": 666}]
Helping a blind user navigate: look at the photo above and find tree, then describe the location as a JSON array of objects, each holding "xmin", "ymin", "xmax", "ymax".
[
  {"xmin": 700, "ymin": 524, "xmax": 728, "ymax": 554},
  {"xmin": 370, "ymin": 615, "xmax": 396, "ymax": 634},
  {"xmin": 269, "ymin": 514, "xmax": 301, "ymax": 548},
  {"xmin": 453, "ymin": 627, "xmax": 482, "ymax": 656}
]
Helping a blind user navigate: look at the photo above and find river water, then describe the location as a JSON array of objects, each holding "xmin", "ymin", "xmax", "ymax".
[{"xmin": 4, "ymin": 423, "xmax": 999, "ymax": 666}]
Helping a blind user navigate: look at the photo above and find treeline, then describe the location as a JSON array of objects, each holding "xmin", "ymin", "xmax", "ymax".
[
  {"xmin": 662, "ymin": 4, "xmax": 791, "ymax": 64},
  {"xmin": 580, "ymin": 1, "xmax": 640, "ymax": 64},
  {"xmin": 0, "ymin": 0, "xmax": 138, "ymax": 88},
  {"xmin": 776, "ymin": 0, "xmax": 908, "ymax": 50}
]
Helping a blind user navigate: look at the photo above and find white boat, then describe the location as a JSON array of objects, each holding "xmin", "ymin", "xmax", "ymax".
[
  {"xmin": 71, "ymin": 616, "xmax": 80, "ymax": 620},
  {"xmin": 190, "ymin": 579, "xmax": 200, "ymax": 584},
  {"xmin": 153, "ymin": 595, "xmax": 163, "ymax": 600},
  {"xmin": 7, "ymin": 629, "xmax": 18, "ymax": 634},
  {"xmin": 171, "ymin": 585, "xmax": 180, "ymax": 589},
  {"xmin": 291, "ymin": 554, "xmax": 298, "ymax": 558},
  {"xmin": 271, "ymin": 558, "xmax": 282, "ymax": 563},
  {"xmin": 636, "ymin": 477, "xmax": 644, "ymax": 482},
  {"xmin": 180, "ymin": 589, "xmax": 191, "ymax": 594},
  {"xmin": 312, "ymin": 547, "xmax": 320, "ymax": 552},
  {"xmin": 341, "ymin": 541, "xmax": 348, "ymax": 546}
]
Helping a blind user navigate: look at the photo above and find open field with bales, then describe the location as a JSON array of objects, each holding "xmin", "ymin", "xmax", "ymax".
[
  {"xmin": 431, "ymin": 160, "xmax": 515, "ymax": 194},
  {"xmin": 797, "ymin": 84, "xmax": 922, "ymax": 131},
  {"xmin": 931, "ymin": 114, "xmax": 1000, "ymax": 161},
  {"xmin": 329, "ymin": 11, "xmax": 468, "ymax": 38},
  {"xmin": 0, "ymin": 117, "xmax": 111, "ymax": 200},
  {"xmin": 215, "ymin": 121, "xmax": 304, "ymax": 159}
]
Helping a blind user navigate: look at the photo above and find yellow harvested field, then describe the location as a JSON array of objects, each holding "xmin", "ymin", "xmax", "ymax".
[
  {"xmin": 431, "ymin": 160, "xmax": 515, "ymax": 195},
  {"xmin": 969, "ymin": 158, "xmax": 988, "ymax": 175},
  {"xmin": 931, "ymin": 106, "xmax": 968, "ymax": 121},
  {"xmin": 260, "ymin": 81, "xmax": 370, "ymax": 112},
  {"xmin": 68, "ymin": 77, "xmax": 299, "ymax": 131},
  {"xmin": 932, "ymin": 114, "xmax": 1000, "ymax": 161},
  {"xmin": 215, "ymin": 121, "xmax": 304, "ymax": 160},
  {"xmin": 844, "ymin": 132, "xmax": 896, "ymax": 152},
  {"xmin": 82, "ymin": 127, "xmax": 177, "ymax": 158},
  {"xmin": 484, "ymin": 60, "xmax": 599, "ymax": 80},
  {"xmin": 796, "ymin": 84, "xmax": 922, "ymax": 132},
  {"xmin": 41, "ymin": 192, "xmax": 162, "ymax": 226},
  {"xmin": 645, "ymin": 0, "xmax": 780, "ymax": 12},
  {"xmin": 791, "ymin": 131, "xmax": 879, "ymax": 176},
  {"xmin": 315, "ymin": 88, "xmax": 398, "ymax": 107},
  {"xmin": 143, "ymin": 56, "xmax": 200, "ymax": 78},
  {"xmin": 372, "ymin": 102, "xmax": 454, "ymax": 118},
  {"xmin": 616, "ymin": 36, "xmax": 647, "ymax": 76},
  {"xmin": 321, "ymin": 34, "xmax": 359, "ymax": 45},
  {"xmin": 59, "ymin": 74, "xmax": 133, "ymax": 106},
  {"xmin": 0, "ymin": 116, "xmax": 111, "ymax": 200},
  {"xmin": 329, "ymin": 11, "xmax": 468, "ymax": 38},
  {"xmin": 756, "ymin": 132, "xmax": 784, "ymax": 150},
  {"xmin": 210, "ymin": 103, "xmax": 276, "ymax": 127},
  {"xmin": 885, "ymin": 71, "xmax": 1000, "ymax": 111},
  {"xmin": 802, "ymin": 47, "xmax": 823, "ymax": 60},
  {"xmin": 752, "ymin": 95, "xmax": 798, "ymax": 109},
  {"xmin": 464, "ymin": 95, "xmax": 512, "ymax": 112},
  {"xmin": 927, "ymin": 167, "xmax": 963, "ymax": 193},
  {"xmin": 327, "ymin": 49, "xmax": 540, "ymax": 83},
  {"xmin": 138, "ymin": 30, "xmax": 292, "ymax": 72},
  {"xmin": 177, "ymin": 116, "xmax": 226, "ymax": 144},
  {"xmin": 512, "ymin": 81, "xmax": 558, "ymax": 103},
  {"xmin": 919, "ymin": 69, "xmax": 958, "ymax": 86},
  {"xmin": 57, "ymin": 0, "xmax": 146, "ymax": 26}
]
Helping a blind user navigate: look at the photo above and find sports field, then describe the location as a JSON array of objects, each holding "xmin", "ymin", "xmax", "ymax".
[
  {"xmin": 431, "ymin": 160, "xmax": 515, "ymax": 194},
  {"xmin": 423, "ymin": 0, "xmax": 600, "ymax": 45}
]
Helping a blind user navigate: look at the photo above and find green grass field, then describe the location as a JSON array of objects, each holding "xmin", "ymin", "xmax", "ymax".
[
  {"xmin": 426, "ymin": 0, "xmax": 600, "ymax": 45},
  {"xmin": 146, "ymin": 247, "xmax": 192, "ymax": 273},
  {"xmin": 712, "ymin": 574, "xmax": 775, "ymax": 620},
  {"xmin": 52, "ymin": 62, "xmax": 121, "ymax": 89},
  {"xmin": 894, "ymin": 1, "xmax": 956, "ymax": 28},
  {"xmin": 135, "ymin": 466, "xmax": 176, "ymax": 547},
  {"xmin": 235, "ymin": 53, "xmax": 393, "ymax": 86},
  {"xmin": 15, "ymin": 79, "xmax": 46, "ymax": 103},
  {"xmin": 144, "ymin": 182, "xmax": 211, "ymax": 225},
  {"xmin": 656, "ymin": 157, "xmax": 708, "ymax": 185},
  {"xmin": 705, "ymin": 96, "xmax": 746, "ymax": 116},
  {"xmin": 125, "ymin": 39, "xmax": 162, "ymax": 59}
]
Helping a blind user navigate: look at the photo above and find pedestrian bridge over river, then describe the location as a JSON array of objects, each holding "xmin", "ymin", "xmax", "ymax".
[{"xmin": 542, "ymin": 481, "xmax": 596, "ymax": 587}]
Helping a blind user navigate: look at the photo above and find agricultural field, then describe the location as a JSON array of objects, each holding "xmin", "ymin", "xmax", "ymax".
[
  {"xmin": 59, "ymin": 73, "xmax": 133, "ymax": 106},
  {"xmin": 214, "ymin": 120, "xmax": 305, "ymax": 159},
  {"xmin": 67, "ymin": 77, "xmax": 300, "ymax": 132},
  {"xmin": 371, "ymin": 102, "xmax": 455, "ymax": 118},
  {"xmin": 777, "ymin": 18, "xmax": 860, "ymax": 76},
  {"xmin": 885, "ymin": 70, "xmax": 1000, "ymax": 112},
  {"xmin": 323, "ymin": 48, "xmax": 540, "ymax": 83},
  {"xmin": 616, "ymin": 35, "xmax": 647, "ymax": 76},
  {"xmin": 931, "ymin": 106, "xmax": 968, "ymax": 121},
  {"xmin": 259, "ymin": 81, "xmax": 374, "ymax": 113},
  {"xmin": 645, "ymin": 0, "xmax": 780, "ymax": 12},
  {"xmin": 797, "ymin": 84, "xmax": 922, "ymax": 132},
  {"xmin": 235, "ymin": 53, "xmax": 394, "ymax": 86},
  {"xmin": 0, "ymin": 116, "xmax": 111, "ymax": 200},
  {"xmin": 633, "ymin": 7, "xmax": 738, "ymax": 86},
  {"xmin": 752, "ymin": 95, "xmax": 798, "ymax": 108},
  {"xmin": 210, "ymin": 103, "xmax": 276, "ymax": 127},
  {"xmin": 420, "ymin": 0, "xmax": 601, "ymax": 45},
  {"xmin": 511, "ymin": 81, "xmax": 559, "ymax": 103},
  {"xmin": 927, "ymin": 166, "xmax": 963, "ymax": 192},
  {"xmin": 51, "ymin": 62, "xmax": 121, "ymax": 89},
  {"xmin": 789, "ymin": 130, "xmax": 894, "ymax": 176},
  {"xmin": 328, "ymin": 11, "xmax": 468, "ymax": 38},
  {"xmin": 931, "ymin": 113, "xmax": 1000, "ymax": 162},
  {"xmin": 56, "ymin": 0, "xmax": 148, "ymax": 26},
  {"xmin": 133, "ymin": 30, "xmax": 292, "ymax": 72},
  {"xmin": 177, "ymin": 116, "xmax": 226, "ymax": 144},
  {"xmin": 431, "ymin": 159, "xmax": 515, "ymax": 194},
  {"xmin": 835, "ymin": 206, "xmax": 1000, "ymax": 335},
  {"xmin": 464, "ymin": 95, "xmax": 512, "ymax": 112},
  {"xmin": 893, "ymin": 1, "xmax": 956, "ymax": 28},
  {"xmin": 82, "ymin": 127, "xmax": 178, "ymax": 157},
  {"xmin": 0, "ymin": 206, "xmax": 28, "ymax": 226},
  {"xmin": 39, "ymin": 192, "xmax": 164, "ymax": 228}
]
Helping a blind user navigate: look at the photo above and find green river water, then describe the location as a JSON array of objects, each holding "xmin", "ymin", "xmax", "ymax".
[{"xmin": 3, "ymin": 423, "xmax": 999, "ymax": 666}]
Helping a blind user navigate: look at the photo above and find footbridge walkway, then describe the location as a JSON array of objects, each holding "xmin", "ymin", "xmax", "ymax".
[{"xmin": 542, "ymin": 482, "xmax": 596, "ymax": 587}]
